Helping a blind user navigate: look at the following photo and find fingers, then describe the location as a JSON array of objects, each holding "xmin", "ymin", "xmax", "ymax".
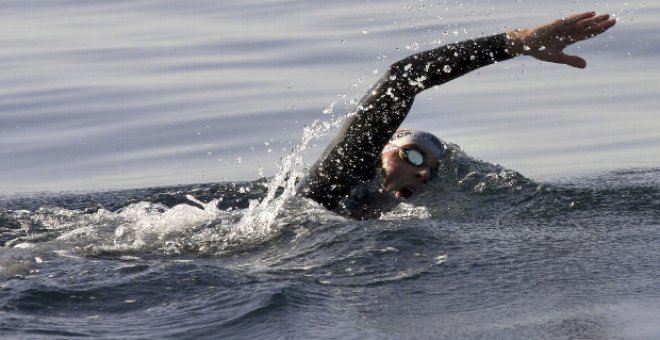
[
  {"xmin": 558, "ymin": 53, "xmax": 587, "ymax": 69},
  {"xmin": 576, "ymin": 13, "xmax": 610, "ymax": 28},
  {"xmin": 515, "ymin": 11, "xmax": 616, "ymax": 68},
  {"xmin": 564, "ymin": 11, "xmax": 598, "ymax": 24},
  {"xmin": 575, "ymin": 14, "xmax": 617, "ymax": 35},
  {"xmin": 557, "ymin": 13, "xmax": 615, "ymax": 68},
  {"xmin": 545, "ymin": 12, "xmax": 616, "ymax": 49},
  {"xmin": 534, "ymin": 11, "xmax": 616, "ymax": 46},
  {"xmin": 588, "ymin": 15, "xmax": 617, "ymax": 35}
]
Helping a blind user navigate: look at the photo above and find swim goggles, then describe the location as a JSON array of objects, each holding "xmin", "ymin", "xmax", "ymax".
[{"xmin": 398, "ymin": 147, "xmax": 438, "ymax": 180}]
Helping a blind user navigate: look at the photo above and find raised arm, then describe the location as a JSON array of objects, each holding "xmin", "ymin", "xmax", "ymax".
[
  {"xmin": 296, "ymin": 12, "xmax": 616, "ymax": 212},
  {"xmin": 296, "ymin": 33, "xmax": 512, "ymax": 210}
]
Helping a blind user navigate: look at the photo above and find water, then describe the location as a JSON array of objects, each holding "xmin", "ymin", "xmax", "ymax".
[
  {"xmin": 1, "ymin": 0, "xmax": 659, "ymax": 192},
  {"xmin": 2, "ymin": 1, "xmax": 660, "ymax": 339},
  {"xmin": 0, "ymin": 139, "xmax": 660, "ymax": 339},
  {"xmin": 2, "ymin": 149, "xmax": 660, "ymax": 338}
]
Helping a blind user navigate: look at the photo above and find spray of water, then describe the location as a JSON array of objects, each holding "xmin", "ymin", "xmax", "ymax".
[
  {"xmin": 102, "ymin": 114, "xmax": 345, "ymax": 255},
  {"xmin": 227, "ymin": 115, "xmax": 345, "ymax": 247},
  {"xmin": 2, "ymin": 106, "xmax": 348, "ymax": 257}
]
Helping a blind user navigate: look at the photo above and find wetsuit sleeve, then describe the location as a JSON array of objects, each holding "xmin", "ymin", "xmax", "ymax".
[{"xmin": 296, "ymin": 33, "xmax": 514, "ymax": 211}]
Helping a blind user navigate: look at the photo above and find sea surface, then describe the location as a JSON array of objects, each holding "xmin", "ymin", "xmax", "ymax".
[
  {"xmin": 2, "ymin": 1, "xmax": 660, "ymax": 339},
  {"xmin": 2, "ymin": 157, "xmax": 660, "ymax": 339},
  {"xmin": 2, "ymin": 0, "xmax": 659, "ymax": 192}
]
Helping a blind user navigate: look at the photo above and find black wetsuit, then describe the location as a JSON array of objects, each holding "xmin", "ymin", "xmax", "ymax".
[{"xmin": 296, "ymin": 33, "xmax": 514, "ymax": 218}]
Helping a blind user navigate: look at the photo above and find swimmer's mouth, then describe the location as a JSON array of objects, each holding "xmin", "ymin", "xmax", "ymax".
[{"xmin": 398, "ymin": 187, "xmax": 415, "ymax": 199}]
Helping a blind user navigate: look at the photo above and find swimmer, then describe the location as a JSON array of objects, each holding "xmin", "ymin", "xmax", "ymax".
[{"xmin": 296, "ymin": 12, "xmax": 617, "ymax": 218}]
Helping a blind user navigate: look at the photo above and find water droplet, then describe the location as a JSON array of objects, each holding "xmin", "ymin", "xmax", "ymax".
[
  {"xmin": 405, "ymin": 42, "xmax": 419, "ymax": 51},
  {"xmin": 442, "ymin": 65, "xmax": 452, "ymax": 73},
  {"xmin": 523, "ymin": 45, "xmax": 531, "ymax": 51},
  {"xmin": 435, "ymin": 254, "xmax": 448, "ymax": 264}
]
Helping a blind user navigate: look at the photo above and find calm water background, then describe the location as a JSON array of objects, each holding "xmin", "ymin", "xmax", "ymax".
[{"xmin": 1, "ymin": 0, "xmax": 658, "ymax": 193}]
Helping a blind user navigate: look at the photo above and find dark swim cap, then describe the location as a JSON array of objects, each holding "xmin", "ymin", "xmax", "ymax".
[{"xmin": 387, "ymin": 129, "xmax": 443, "ymax": 158}]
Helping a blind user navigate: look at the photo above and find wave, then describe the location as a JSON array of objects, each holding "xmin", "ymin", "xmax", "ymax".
[
  {"xmin": 2, "ymin": 138, "xmax": 660, "ymax": 259},
  {"xmin": 2, "ymin": 159, "xmax": 659, "ymax": 340}
]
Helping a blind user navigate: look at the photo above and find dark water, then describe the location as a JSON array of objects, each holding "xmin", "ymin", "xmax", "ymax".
[{"xmin": 2, "ymin": 149, "xmax": 659, "ymax": 339}]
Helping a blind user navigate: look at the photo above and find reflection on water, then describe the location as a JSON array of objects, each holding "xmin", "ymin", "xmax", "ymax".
[{"xmin": 1, "ymin": 0, "xmax": 658, "ymax": 192}]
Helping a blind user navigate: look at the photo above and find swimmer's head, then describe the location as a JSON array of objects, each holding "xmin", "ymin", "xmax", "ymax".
[
  {"xmin": 387, "ymin": 129, "xmax": 444, "ymax": 159},
  {"xmin": 380, "ymin": 129, "xmax": 443, "ymax": 199}
]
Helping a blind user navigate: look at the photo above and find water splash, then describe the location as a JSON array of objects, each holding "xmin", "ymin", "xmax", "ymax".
[
  {"xmin": 0, "ymin": 97, "xmax": 352, "ymax": 258},
  {"xmin": 231, "ymin": 113, "xmax": 345, "ymax": 243}
]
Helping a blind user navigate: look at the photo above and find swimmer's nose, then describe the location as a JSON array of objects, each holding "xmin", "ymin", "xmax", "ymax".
[{"xmin": 416, "ymin": 167, "xmax": 431, "ymax": 184}]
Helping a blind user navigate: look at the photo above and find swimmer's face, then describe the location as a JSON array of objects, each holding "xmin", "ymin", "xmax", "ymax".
[{"xmin": 381, "ymin": 144, "xmax": 440, "ymax": 199}]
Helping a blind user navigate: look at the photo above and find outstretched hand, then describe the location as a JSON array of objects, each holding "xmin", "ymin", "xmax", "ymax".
[{"xmin": 507, "ymin": 12, "xmax": 617, "ymax": 68}]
